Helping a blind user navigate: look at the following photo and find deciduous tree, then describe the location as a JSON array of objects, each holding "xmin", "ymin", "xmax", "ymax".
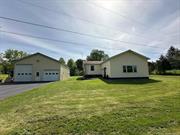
[
  {"xmin": 86, "ymin": 49, "xmax": 109, "ymax": 61},
  {"xmin": 59, "ymin": 57, "xmax": 66, "ymax": 65},
  {"xmin": 76, "ymin": 59, "xmax": 84, "ymax": 75},
  {"xmin": 156, "ymin": 55, "xmax": 171, "ymax": 74},
  {"xmin": 67, "ymin": 59, "xmax": 77, "ymax": 76}
]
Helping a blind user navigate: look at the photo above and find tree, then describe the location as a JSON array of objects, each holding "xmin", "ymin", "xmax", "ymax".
[
  {"xmin": 148, "ymin": 61, "xmax": 156, "ymax": 74},
  {"xmin": 4, "ymin": 49, "xmax": 28, "ymax": 62},
  {"xmin": 67, "ymin": 59, "xmax": 77, "ymax": 76},
  {"xmin": 0, "ymin": 53, "xmax": 3, "ymax": 63},
  {"xmin": 76, "ymin": 59, "xmax": 83, "ymax": 71},
  {"xmin": 1, "ymin": 49, "xmax": 28, "ymax": 74},
  {"xmin": 1, "ymin": 61, "xmax": 13, "ymax": 74},
  {"xmin": 166, "ymin": 46, "xmax": 180, "ymax": 69},
  {"xmin": 156, "ymin": 55, "xmax": 171, "ymax": 74},
  {"xmin": 76, "ymin": 59, "xmax": 84, "ymax": 76},
  {"xmin": 0, "ymin": 64, "xmax": 3, "ymax": 73},
  {"xmin": 0, "ymin": 53, "xmax": 5, "ymax": 73},
  {"xmin": 166, "ymin": 46, "xmax": 176, "ymax": 60},
  {"xmin": 87, "ymin": 49, "xmax": 109, "ymax": 61},
  {"xmin": 59, "ymin": 57, "xmax": 66, "ymax": 65}
]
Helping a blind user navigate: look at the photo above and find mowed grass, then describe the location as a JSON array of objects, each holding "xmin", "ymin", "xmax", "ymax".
[{"xmin": 0, "ymin": 75, "xmax": 179, "ymax": 135}]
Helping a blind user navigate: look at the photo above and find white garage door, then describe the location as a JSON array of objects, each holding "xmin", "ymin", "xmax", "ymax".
[
  {"xmin": 43, "ymin": 70, "xmax": 59, "ymax": 81},
  {"xmin": 14, "ymin": 65, "xmax": 32, "ymax": 82}
]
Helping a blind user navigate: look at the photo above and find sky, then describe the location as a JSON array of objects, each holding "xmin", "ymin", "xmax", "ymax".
[{"xmin": 0, "ymin": 0, "xmax": 180, "ymax": 62}]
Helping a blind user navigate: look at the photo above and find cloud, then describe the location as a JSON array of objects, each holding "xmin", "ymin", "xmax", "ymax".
[{"xmin": 0, "ymin": 0, "xmax": 179, "ymax": 61}]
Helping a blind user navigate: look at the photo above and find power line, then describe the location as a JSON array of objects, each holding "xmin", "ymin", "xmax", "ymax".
[
  {"xmin": 0, "ymin": 29, "xmax": 165, "ymax": 55},
  {"xmin": 0, "ymin": 29, "xmax": 123, "ymax": 51},
  {"xmin": 16, "ymin": 0, "xmax": 174, "ymax": 45},
  {"xmin": 15, "ymin": 0, "xmax": 154, "ymax": 41},
  {"xmin": 0, "ymin": 16, "xmax": 164, "ymax": 49}
]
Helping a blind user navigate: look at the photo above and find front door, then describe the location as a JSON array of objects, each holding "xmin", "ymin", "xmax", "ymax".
[
  {"xmin": 103, "ymin": 67, "xmax": 106, "ymax": 78},
  {"xmin": 35, "ymin": 71, "xmax": 40, "ymax": 81}
]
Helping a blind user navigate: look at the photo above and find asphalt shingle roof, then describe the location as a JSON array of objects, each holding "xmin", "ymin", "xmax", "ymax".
[{"xmin": 83, "ymin": 61, "xmax": 103, "ymax": 65}]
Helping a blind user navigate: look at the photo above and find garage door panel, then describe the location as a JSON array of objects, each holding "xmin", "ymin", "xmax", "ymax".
[
  {"xmin": 43, "ymin": 70, "xmax": 59, "ymax": 81},
  {"xmin": 14, "ymin": 65, "xmax": 32, "ymax": 82}
]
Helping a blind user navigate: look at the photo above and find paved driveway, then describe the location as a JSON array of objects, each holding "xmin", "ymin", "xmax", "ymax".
[{"xmin": 0, "ymin": 83, "xmax": 49, "ymax": 100}]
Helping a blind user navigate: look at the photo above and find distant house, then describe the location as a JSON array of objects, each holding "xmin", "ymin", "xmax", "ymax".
[
  {"xmin": 83, "ymin": 50, "xmax": 149, "ymax": 78},
  {"xmin": 14, "ymin": 53, "xmax": 69, "ymax": 82}
]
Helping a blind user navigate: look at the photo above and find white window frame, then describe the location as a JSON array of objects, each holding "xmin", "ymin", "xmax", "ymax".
[{"xmin": 123, "ymin": 65, "xmax": 137, "ymax": 73}]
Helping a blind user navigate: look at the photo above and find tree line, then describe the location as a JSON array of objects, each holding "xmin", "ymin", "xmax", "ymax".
[
  {"xmin": 0, "ymin": 47, "xmax": 179, "ymax": 76},
  {"xmin": 149, "ymin": 46, "xmax": 180, "ymax": 74},
  {"xmin": 0, "ymin": 49, "xmax": 109, "ymax": 76}
]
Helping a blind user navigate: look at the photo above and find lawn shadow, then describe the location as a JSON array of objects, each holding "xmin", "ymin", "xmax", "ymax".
[
  {"xmin": 76, "ymin": 76, "xmax": 97, "ymax": 80},
  {"xmin": 76, "ymin": 76, "xmax": 161, "ymax": 84},
  {"xmin": 99, "ymin": 77, "xmax": 161, "ymax": 85}
]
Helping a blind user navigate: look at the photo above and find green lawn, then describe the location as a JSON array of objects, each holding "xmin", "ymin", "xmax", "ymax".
[{"xmin": 0, "ymin": 75, "xmax": 179, "ymax": 135}]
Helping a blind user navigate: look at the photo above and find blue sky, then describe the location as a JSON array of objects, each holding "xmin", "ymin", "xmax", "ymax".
[{"xmin": 0, "ymin": 0, "xmax": 179, "ymax": 62}]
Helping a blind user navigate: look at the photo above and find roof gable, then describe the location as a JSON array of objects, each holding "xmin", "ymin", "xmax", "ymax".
[
  {"xmin": 14, "ymin": 52, "xmax": 60, "ymax": 64},
  {"xmin": 101, "ymin": 50, "xmax": 149, "ymax": 64}
]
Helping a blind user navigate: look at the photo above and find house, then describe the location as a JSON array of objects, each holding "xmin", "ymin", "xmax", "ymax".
[
  {"xmin": 83, "ymin": 50, "xmax": 149, "ymax": 78},
  {"xmin": 14, "ymin": 53, "xmax": 69, "ymax": 82}
]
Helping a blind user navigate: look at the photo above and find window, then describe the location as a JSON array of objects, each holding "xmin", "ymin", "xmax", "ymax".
[
  {"xmin": 90, "ymin": 65, "xmax": 94, "ymax": 71},
  {"xmin": 53, "ymin": 73, "xmax": 55, "ymax": 75},
  {"xmin": 123, "ymin": 65, "xmax": 137, "ymax": 73},
  {"xmin": 127, "ymin": 66, "xmax": 133, "ymax": 72},
  {"xmin": 36, "ymin": 72, "xmax": 39, "ymax": 77},
  {"xmin": 25, "ymin": 73, "xmax": 28, "ymax": 75},
  {"xmin": 18, "ymin": 73, "xmax": 20, "ymax": 75},
  {"xmin": 123, "ymin": 66, "xmax": 126, "ymax": 72},
  {"xmin": 21, "ymin": 73, "xmax": 24, "ymax": 75},
  {"xmin": 49, "ymin": 73, "xmax": 51, "ymax": 75},
  {"xmin": 29, "ymin": 73, "xmax": 32, "ymax": 75},
  {"xmin": 56, "ymin": 73, "xmax": 58, "ymax": 75},
  {"xmin": 45, "ymin": 73, "xmax": 48, "ymax": 75}
]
